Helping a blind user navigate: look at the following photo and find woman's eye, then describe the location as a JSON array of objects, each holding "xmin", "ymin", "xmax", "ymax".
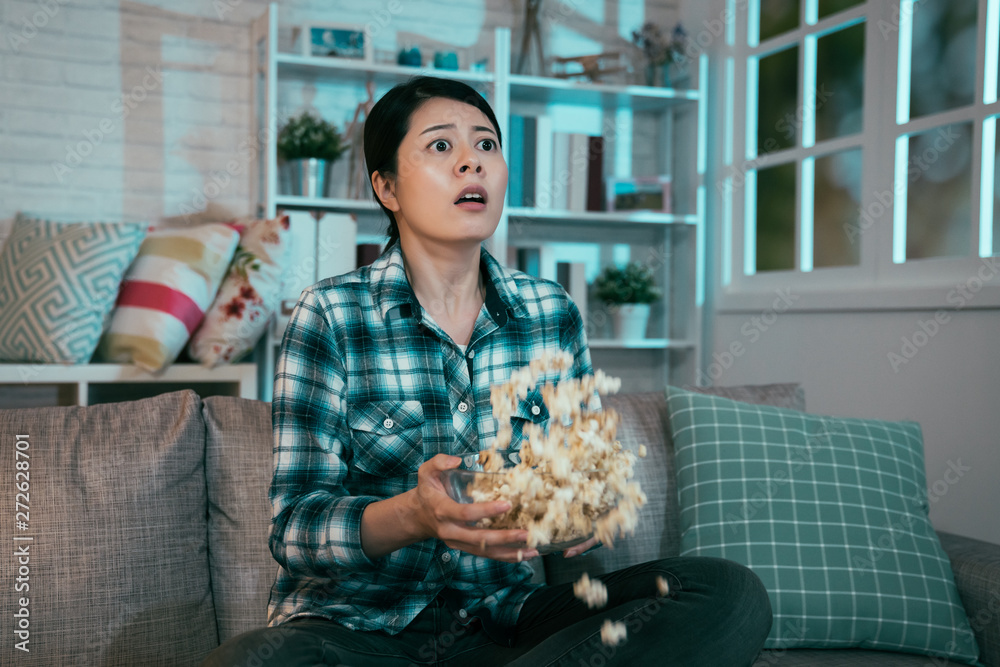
[
  {"xmin": 479, "ymin": 138, "xmax": 495, "ymax": 151},
  {"xmin": 432, "ymin": 140, "xmax": 449, "ymax": 152}
]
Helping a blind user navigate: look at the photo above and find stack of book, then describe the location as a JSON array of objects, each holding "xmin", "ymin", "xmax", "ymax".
[{"xmin": 507, "ymin": 115, "xmax": 606, "ymax": 212}]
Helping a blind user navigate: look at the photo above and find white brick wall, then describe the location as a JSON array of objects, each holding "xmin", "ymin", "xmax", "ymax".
[{"xmin": 0, "ymin": 0, "xmax": 679, "ymax": 237}]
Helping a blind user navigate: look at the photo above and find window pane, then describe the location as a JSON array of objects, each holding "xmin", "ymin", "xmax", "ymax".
[
  {"xmin": 818, "ymin": 0, "xmax": 863, "ymax": 19},
  {"xmin": 993, "ymin": 122, "xmax": 1000, "ymax": 256},
  {"xmin": 756, "ymin": 163, "xmax": 797, "ymax": 271},
  {"xmin": 758, "ymin": 46, "xmax": 799, "ymax": 153},
  {"xmin": 815, "ymin": 23, "xmax": 865, "ymax": 141},
  {"xmin": 905, "ymin": 122, "xmax": 973, "ymax": 260},
  {"xmin": 814, "ymin": 149, "xmax": 862, "ymax": 267},
  {"xmin": 909, "ymin": 0, "xmax": 978, "ymax": 119},
  {"xmin": 760, "ymin": 0, "xmax": 800, "ymax": 42}
]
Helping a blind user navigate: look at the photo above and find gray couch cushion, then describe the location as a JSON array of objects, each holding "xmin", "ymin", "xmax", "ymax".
[
  {"xmin": 544, "ymin": 391, "xmax": 678, "ymax": 585},
  {"xmin": 0, "ymin": 390, "xmax": 217, "ymax": 666},
  {"xmin": 203, "ymin": 395, "xmax": 276, "ymax": 642},
  {"xmin": 544, "ymin": 384, "xmax": 805, "ymax": 586}
]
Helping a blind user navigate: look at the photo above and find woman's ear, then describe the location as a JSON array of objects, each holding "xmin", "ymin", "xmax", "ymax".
[{"xmin": 371, "ymin": 171, "xmax": 400, "ymax": 212}]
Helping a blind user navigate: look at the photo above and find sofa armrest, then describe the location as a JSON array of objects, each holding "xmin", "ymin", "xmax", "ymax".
[{"xmin": 938, "ymin": 530, "xmax": 1000, "ymax": 667}]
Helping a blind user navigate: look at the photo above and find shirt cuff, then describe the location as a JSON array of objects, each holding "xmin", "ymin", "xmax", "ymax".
[{"xmin": 325, "ymin": 495, "xmax": 386, "ymax": 572}]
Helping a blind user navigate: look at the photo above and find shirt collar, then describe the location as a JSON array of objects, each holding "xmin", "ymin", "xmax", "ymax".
[{"xmin": 371, "ymin": 241, "xmax": 529, "ymax": 325}]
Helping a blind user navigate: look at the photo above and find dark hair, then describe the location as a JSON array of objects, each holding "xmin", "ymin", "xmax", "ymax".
[{"xmin": 363, "ymin": 76, "xmax": 503, "ymax": 249}]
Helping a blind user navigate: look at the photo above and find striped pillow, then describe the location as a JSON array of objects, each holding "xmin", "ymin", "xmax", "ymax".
[
  {"xmin": 96, "ymin": 223, "xmax": 239, "ymax": 372},
  {"xmin": 666, "ymin": 386, "xmax": 980, "ymax": 664},
  {"xmin": 0, "ymin": 214, "xmax": 147, "ymax": 363}
]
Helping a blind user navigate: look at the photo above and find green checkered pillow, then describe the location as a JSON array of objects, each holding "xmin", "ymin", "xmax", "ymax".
[{"xmin": 666, "ymin": 386, "xmax": 980, "ymax": 664}]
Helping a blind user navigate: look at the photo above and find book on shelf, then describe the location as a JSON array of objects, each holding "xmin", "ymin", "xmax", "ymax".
[
  {"xmin": 512, "ymin": 120, "xmax": 607, "ymax": 213},
  {"xmin": 556, "ymin": 261, "xmax": 589, "ymax": 327},
  {"xmin": 586, "ymin": 135, "xmax": 605, "ymax": 212},
  {"xmin": 316, "ymin": 212, "xmax": 357, "ymax": 280},
  {"xmin": 509, "ymin": 245, "xmax": 556, "ymax": 281}
]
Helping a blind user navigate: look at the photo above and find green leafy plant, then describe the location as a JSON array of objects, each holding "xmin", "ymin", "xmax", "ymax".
[
  {"xmin": 594, "ymin": 262, "xmax": 662, "ymax": 304},
  {"xmin": 277, "ymin": 112, "xmax": 346, "ymax": 162}
]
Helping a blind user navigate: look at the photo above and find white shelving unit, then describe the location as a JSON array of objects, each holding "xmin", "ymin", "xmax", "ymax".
[
  {"xmin": 251, "ymin": 4, "xmax": 706, "ymax": 397},
  {"xmin": 0, "ymin": 363, "xmax": 258, "ymax": 407}
]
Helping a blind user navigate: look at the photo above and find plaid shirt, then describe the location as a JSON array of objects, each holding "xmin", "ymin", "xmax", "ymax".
[{"xmin": 267, "ymin": 241, "xmax": 592, "ymax": 641}]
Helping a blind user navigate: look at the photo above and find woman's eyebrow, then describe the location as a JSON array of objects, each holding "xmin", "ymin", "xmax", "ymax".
[{"xmin": 420, "ymin": 123, "xmax": 496, "ymax": 136}]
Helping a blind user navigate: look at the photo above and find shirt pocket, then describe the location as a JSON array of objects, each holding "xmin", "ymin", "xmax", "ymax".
[
  {"xmin": 508, "ymin": 389, "xmax": 550, "ymax": 458},
  {"xmin": 348, "ymin": 400, "xmax": 426, "ymax": 478}
]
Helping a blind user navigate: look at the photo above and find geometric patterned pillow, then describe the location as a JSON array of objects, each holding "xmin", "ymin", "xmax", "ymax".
[
  {"xmin": 0, "ymin": 213, "xmax": 147, "ymax": 363},
  {"xmin": 187, "ymin": 214, "xmax": 290, "ymax": 368},
  {"xmin": 666, "ymin": 386, "xmax": 980, "ymax": 665},
  {"xmin": 95, "ymin": 223, "xmax": 239, "ymax": 373}
]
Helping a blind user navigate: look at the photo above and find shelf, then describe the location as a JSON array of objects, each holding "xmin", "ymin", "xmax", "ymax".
[
  {"xmin": 0, "ymin": 363, "xmax": 258, "ymax": 406},
  {"xmin": 253, "ymin": 7, "xmax": 706, "ymax": 392},
  {"xmin": 274, "ymin": 53, "xmax": 494, "ymax": 87},
  {"xmin": 509, "ymin": 74, "xmax": 699, "ymax": 111},
  {"xmin": 589, "ymin": 338, "xmax": 696, "ymax": 350},
  {"xmin": 274, "ymin": 194, "xmax": 379, "ymax": 212},
  {"xmin": 506, "ymin": 207, "xmax": 698, "ymax": 226}
]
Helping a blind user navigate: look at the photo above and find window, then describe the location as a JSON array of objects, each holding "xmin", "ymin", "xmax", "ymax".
[{"xmin": 721, "ymin": 0, "xmax": 1000, "ymax": 304}]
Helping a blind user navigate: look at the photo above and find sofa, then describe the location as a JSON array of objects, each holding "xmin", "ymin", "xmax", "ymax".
[{"xmin": 1, "ymin": 387, "xmax": 997, "ymax": 666}]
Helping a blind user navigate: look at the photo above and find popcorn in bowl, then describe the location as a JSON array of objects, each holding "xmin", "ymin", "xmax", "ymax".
[{"xmin": 445, "ymin": 350, "xmax": 647, "ymax": 552}]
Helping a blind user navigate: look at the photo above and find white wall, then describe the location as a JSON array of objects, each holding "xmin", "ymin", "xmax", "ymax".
[{"xmin": 0, "ymin": 0, "xmax": 677, "ymax": 234}]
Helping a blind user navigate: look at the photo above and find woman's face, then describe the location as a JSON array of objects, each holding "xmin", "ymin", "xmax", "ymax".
[{"xmin": 376, "ymin": 96, "xmax": 508, "ymax": 248}]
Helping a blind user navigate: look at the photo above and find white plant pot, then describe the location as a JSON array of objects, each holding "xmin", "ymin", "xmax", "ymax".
[{"xmin": 611, "ymin": 303, "xmax": 651, "ymax": 340}]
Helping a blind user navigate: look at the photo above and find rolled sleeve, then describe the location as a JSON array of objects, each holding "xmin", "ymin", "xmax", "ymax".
[{"xmin": 269, "ymin": 289, "xmax": 384, "ymax": 576}]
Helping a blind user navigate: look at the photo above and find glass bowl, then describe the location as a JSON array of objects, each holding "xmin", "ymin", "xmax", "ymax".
[{"xmin": 440, "ymin": 468, "xmax": 603, "ymax": 555}]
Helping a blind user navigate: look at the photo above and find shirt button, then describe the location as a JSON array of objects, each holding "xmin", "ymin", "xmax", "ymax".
[
  {"xmin": 467, "ymin": 349, "xmax": 475, "ymax": 359},
  {"xmin": 383, "ymin": 418, "xmax": 394, "ymax": 429},
  {"xmin": 458, "ymin": 402, "xmax": 469, "ymax": 413},
  {"xmin": 531, "ymin": 405, "xmax": 541, "ymax": 416},
  {"xmin": 441, "ymin": 552, "xmax": 452, "ymax": 563},
  {"xmin": 459, "ymin": 608, "xmax": 468, "ymax": 619}
]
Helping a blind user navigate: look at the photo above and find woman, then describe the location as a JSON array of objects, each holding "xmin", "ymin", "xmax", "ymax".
[{"xmin": 203, "ymin": 76, "xmax": 771, "ymax": 666}]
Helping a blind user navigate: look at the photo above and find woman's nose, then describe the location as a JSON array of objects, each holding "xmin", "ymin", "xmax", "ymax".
[{"xmin": 456, "ymin": 145, "xmax": 482, "ymax": 174}]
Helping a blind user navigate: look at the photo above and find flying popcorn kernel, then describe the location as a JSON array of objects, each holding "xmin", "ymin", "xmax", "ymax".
[
  {"xmin": 573, "ymin": 573, "xmax": 608, "ymax": 609},
  {"xmin": 466, "ymin": 351, "xmax": 648, "ymax": 550},
  {"xmin": 601, "ymin": 619, "xmax": 627, "ymax": 647}
]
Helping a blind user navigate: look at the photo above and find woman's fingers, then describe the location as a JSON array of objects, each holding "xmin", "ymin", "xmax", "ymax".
[{"xmin": 562, "ymin": 535, "xmax": 600, "ymax": 558}]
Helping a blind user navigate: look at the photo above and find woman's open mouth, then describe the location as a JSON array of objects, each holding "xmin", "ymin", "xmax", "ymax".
[{"xmin": 455, "ymin": 185, "xmax": 488, "ymax": 211}]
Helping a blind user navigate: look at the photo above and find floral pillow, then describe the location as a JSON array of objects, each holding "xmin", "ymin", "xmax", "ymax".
[{"xmin": 187, "ymin": 214, "xmax": 290, "ymax": 367}]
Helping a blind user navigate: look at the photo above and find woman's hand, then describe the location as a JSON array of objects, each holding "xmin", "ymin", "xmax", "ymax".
[
  {"xmin": 562, "ymin": 536, "xmax": 599, "ymax": 558},
  {"xmin": 411, "ymin": 454, "xmax": 539, "ymax": 564}
]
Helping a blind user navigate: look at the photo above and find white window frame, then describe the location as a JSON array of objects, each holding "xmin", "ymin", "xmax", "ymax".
[{"xmin": 716, "ymin": 0, "xmax": 1000, "ymax": 312}]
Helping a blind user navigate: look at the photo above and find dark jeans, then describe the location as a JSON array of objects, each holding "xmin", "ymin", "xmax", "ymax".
[{"xmin": 201, "ymin": 557, "xmax": 772, "ymax": 667}]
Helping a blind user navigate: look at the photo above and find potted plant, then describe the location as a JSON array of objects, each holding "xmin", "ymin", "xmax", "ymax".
[
  {"xmin": 277, "ymin": 111, "xmax": 347, "ymax": 198},
  {"xmin": 631, "ymin": 22, "xmax": 688, "ymax": 87},
  {"xmin": 594, "ymin": 262, "xmax": 662, "ymax": 340}
]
